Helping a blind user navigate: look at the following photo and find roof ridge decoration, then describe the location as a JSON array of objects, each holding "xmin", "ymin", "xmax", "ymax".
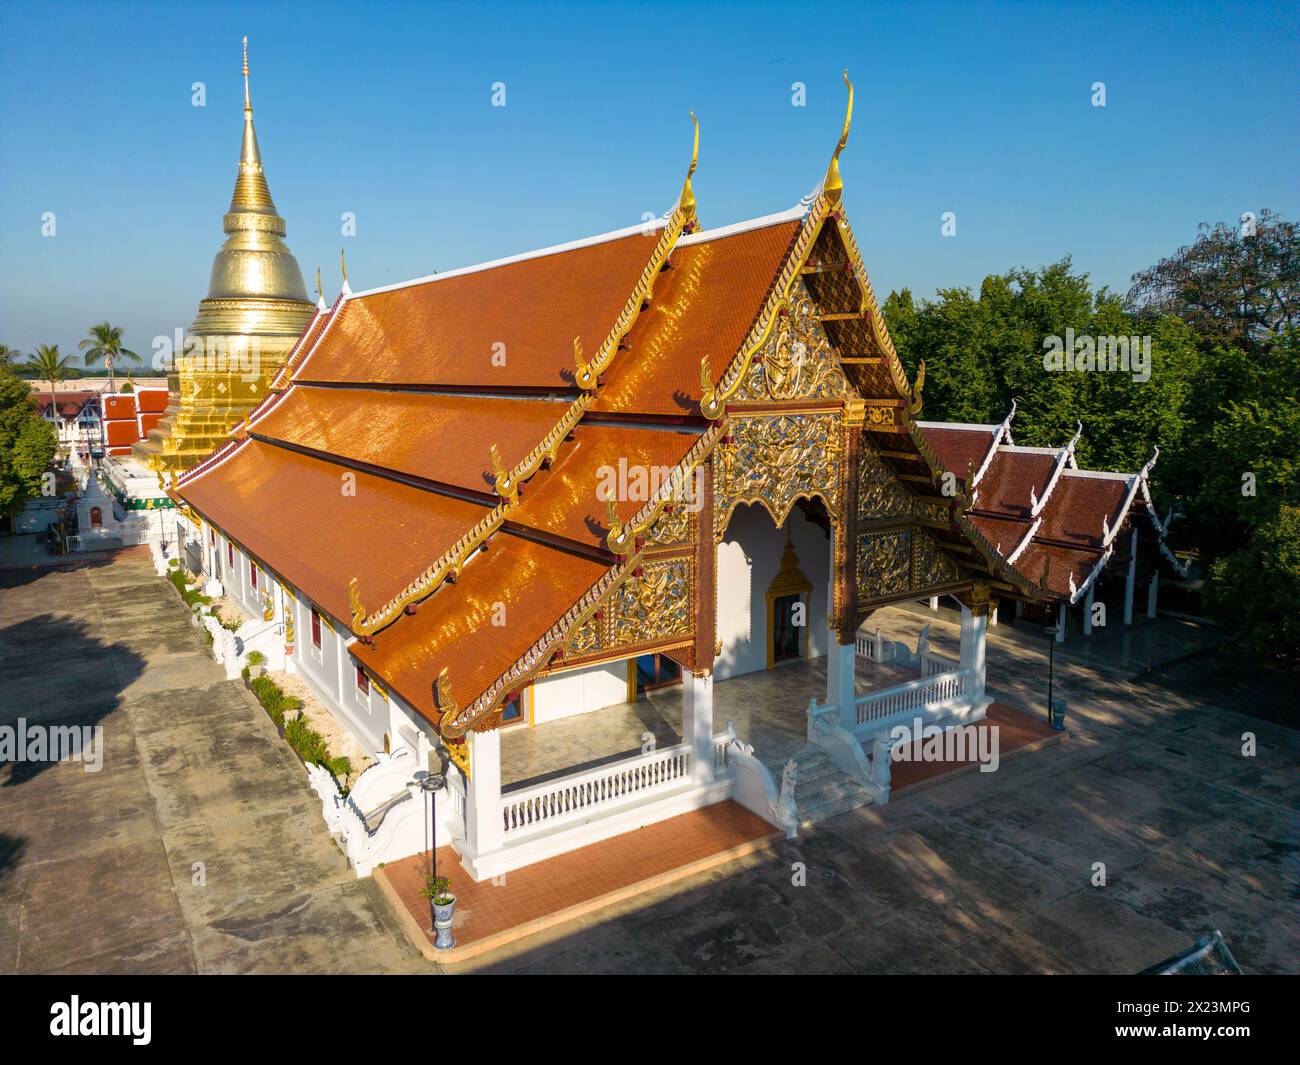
[
  {"xmin": 1005, "ymin": 515, "xmax": 1041, "ymax": 564},
  {"xmin": 1031, "ymin": 420, "xmax": 1082, "ymax": 517},
  {"xmin": 971, "ymin": 399, "xmax": 1016, "ymax": 489},
  {"xmin": 348, "ymin": 498, "xmax": 510, "ymax": 636},
  {"xmin": 701, "ymin": 72, "xmax": 925, "ymax": 421},
  {"xmin": 437, "ymin": 421, "xmax": 727, "ymax": 737},
  {"xmin": 573, "ymin": 113, "xmax": 699, "ymax": 392},
  {"xmin": 907, "ymin": 420, "xmax": 1048, "ymax": 599},
  {"xmin": 341, "ymin": 115, "xmax": 704, "ymax": 639},
  {"xmin": 701, "ymin": 74, "xmax": 855, "ymax": 421}
]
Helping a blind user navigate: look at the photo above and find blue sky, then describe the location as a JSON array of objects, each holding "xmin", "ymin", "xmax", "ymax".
[{"xmin": 1, "ymin": 0, "xmax": 1296, "ymax": 359}]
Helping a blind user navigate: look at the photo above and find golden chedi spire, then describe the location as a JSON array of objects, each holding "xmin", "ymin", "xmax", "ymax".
[{"xmin": 137, "ymin": 37, "xmax": 314, "ymax": 472}]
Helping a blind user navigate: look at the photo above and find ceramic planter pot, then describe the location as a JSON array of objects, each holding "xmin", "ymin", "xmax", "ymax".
[{"xmin": 431, "ymin": 895, "xmax": 457, "ymax": 950}]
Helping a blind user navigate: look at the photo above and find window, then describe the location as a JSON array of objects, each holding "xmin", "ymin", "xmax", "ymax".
[
  {"xmin": 227, "ymin": 541, "xmax": 233, "ymax": 567},
  {"xmin": 772, "ymin": 593, "xmax": 803, "ymax": 663},
  {"xmin": 209, "ymin": 529, "xmax": 215, "ymax": 546},
  {"xmin": 311, "ymin": 608, "xmax": 322, "ymax": 649},
  {"xmin": 501, "ymin": 691, "xmax": 524, "ymax": 724},
  {"xmin": 249, "ymin": 561, "xmax": 258, "ymax": 591},
  {"xmin": 635, "ymin": 653, "xmax": 681, "ymax": 696},
  {"xmin": 355, "ymin": 664, "xmax": 369, "ymax": 696}
]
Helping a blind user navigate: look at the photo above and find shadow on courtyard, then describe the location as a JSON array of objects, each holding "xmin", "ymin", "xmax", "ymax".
[
  {"xmin": 460, "ymin": 650, "xmax": 1299, "ymax": 976},
  {"xmin": 0, "ymin": 611, "xmax": 146, "ymax": 788}
]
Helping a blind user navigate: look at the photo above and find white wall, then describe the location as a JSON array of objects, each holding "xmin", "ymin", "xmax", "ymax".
[
  {"xmin": 715, "ymin": 504, "xmax": 829, "ymax": 681},
  {"xmin": 532, "ymin": 660, "xmax": 630, "ymax": 724}
]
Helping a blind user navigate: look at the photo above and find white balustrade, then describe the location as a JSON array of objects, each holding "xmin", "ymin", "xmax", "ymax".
[
  {"xmin": 920, "ymin": 649, "xmax": 956, "ymax": 677},
  {"xmin": 853, "ymin": 669, "xmax": 969, "ymax": 728},
  {"xmin": 501, "ymin": 742, "xmax": 692, "ymax": 839}
]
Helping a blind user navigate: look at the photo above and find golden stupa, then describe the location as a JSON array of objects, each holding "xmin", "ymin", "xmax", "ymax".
[{"xmin": 138, "ymin": 37, "xmax": 315, "ymax": 471}]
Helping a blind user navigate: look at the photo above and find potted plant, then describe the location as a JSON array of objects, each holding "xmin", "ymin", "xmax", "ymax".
[
  {"xmin": 419, "ymin": 875, "xmax": 457, "ymax": 950},
  {"xmin": 245, "ymin": 650, "xmax": 266, "ymax": 679}
]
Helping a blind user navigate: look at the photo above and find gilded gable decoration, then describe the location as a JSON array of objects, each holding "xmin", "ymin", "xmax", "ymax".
[
  {"xmin": 715, "ymin": 413, "xmax": 841, "ymax": 535},
  {"xmin": 857, "ymin": 446, "xmax": 912, "ymax": 521},
  {"xmin": 736, "ymin": 283, "xmax": 846, "ymax": 403}
]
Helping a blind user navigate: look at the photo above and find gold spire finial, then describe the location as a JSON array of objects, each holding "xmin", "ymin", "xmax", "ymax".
[
  {"xmin": 824, "ymin": 70, "xmax": 854, "ymax": 202},
  {"xmin": 242, "ymin": 36, "xmax": 251, "ymax": 113},
  {"xmin": 316, "ymin": 267, "xmax": 323, "ymax": 302}
]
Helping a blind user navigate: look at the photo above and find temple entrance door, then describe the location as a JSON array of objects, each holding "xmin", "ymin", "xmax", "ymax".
[
  {"xmin": 89, "ymin": 506, "xmax": 103, "ymax": 527},
  {"xmin": 771, "ymin": 593, "xmax": 804, "ymax": 663},
  {"xmin": 715, "ymin": 500, "xmax": 830, "ymax": 681}
]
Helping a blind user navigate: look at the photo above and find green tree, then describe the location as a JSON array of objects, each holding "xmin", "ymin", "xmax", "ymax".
[
  {"xmin": 884, "ymin": 258, "xmax": 1202, "ymax": 491},
  {"xmin": 0, "ymin": 365, "xmax": 57, "ymax": 516},
  {"xmin": 28, "ymin": 344, "xmax": 76, "ymax": 450},
  {"xmin": 1203, "ymin": 505, "xmax": 1300, "ymax": 668},
  {"xmin": 0, "ymin": 344, "xmax": 20, "ymax": 368},
  {"xmin": 78, "ymin": 321, "xmax": 139, "ymax": 394}
]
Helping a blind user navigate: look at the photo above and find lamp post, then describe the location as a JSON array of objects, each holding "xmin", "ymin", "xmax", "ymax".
[
  {"xmin": 1044, "ymin": 620, "xmax": 1065, "ymax": 731},
  {"xmin": 417, "ymin": 746, "xmax": 451, "ymax": 888}
]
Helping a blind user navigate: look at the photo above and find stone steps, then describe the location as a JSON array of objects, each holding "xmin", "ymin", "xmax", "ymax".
[{"xmin": 784, "ymin": 743, "xmax": 878, "ymax": 827}]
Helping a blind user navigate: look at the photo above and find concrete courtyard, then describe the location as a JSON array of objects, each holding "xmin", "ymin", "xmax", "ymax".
[{"xmin": 1, "ymin": 548, "xmax": 1295, "ymax": 974}]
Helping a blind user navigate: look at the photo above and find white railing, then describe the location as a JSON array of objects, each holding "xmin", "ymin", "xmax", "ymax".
[
  {"xmin": 713, "ymin": 732, "xmax": 732, "ymax": 772},
  {"xmin": 501, "ymin": 742, "xmax": 692, "ymax": 839},
  {"xmin": 854, "ymin": 669, "xmax": 969, "ymax": 728},
  {"xmin": 920, "ymin": 649, "xmax": 957, "ymax": 677},
  {"xmin": 855, "ymin": 628, "xmax": 886, "ymax": 663}
]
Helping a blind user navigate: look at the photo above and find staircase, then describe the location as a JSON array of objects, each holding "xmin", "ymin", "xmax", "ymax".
[{"xmin": 785, "ymin": 743, "xmax": 878, "ymax": 827}]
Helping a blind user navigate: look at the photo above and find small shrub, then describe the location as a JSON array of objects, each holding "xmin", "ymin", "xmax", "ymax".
[
  {"xmin": 327, "ymin": 755, "xmax": 353, "ymax": 779},
  {"xmin": 419, "ymin": 875, "xmax": 454, "ymax": 905},
  {"xmin": 246, "ymin": 650, "xmax": 266, "ymax": 667},
  {"xmin": 284, "ymin": 716, "xmax": 330, "ymax": 767}
]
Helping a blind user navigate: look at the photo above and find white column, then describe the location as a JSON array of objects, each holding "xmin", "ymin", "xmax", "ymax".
[
  {"xmin": 1147, "ymin": 572, "xmax": 1159, "ymax": 618},
  {"xmin": 1082, "ymin": 585, "xmax": 1094, "ymax": 636},
  {"xmin": 1056, "ymin": 602, "xmax": 1067, "ymax": 643},
  {"xmin": 827, "ymin": 638, "xmax": 856, "ymax": 717},
  {"xmin": 989, "ymin": 598, "xmax": 999, "ymax": 626},
  {"xmin": 959, "ymin": 605, "xmax": 987, "ymax": 702},
  {"xmin": 929, "ymin": 596, "xmax": 940, "ymax": 611},
  {"xmin": 1124, "ymin": 529, "xmax": 1137, "ymax": 625},
  {"xmin": 683, "ymin": 670, "xmax": 715, "ymax": 784},
  {"xmin": 465, "ymin": 727, "xmax": 502, "ymax": 860}
]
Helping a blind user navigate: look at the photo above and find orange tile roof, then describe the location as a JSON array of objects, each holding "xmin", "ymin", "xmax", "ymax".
[
  {"xmin": 180, "ymin": 440, "xmax": 491, "ymax": 622},
  {"xmin": 593, "ymin": 221, "xmax": 800, "ymax": 416},
  {"xmin": 249, "ymin": 386, "xmax": 572, "ymax": 496},
  {"xmin": 510, "ymin": 424, "xmax": 700, "ymax": 548},
  {"xmin": 298, "ymin": 231, "xmax": 662, "ymax": 389},
  {"xmin": 353, "ymin": 534, "xmax": 610, "ymax": 724}
]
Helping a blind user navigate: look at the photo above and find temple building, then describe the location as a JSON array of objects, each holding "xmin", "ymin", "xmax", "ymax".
[
  {"xmin": 164, "ymin": 77, "xmax": 1089, "ymax": 882},
  {"xmin": 136, "ymin": 39, "xmax": 315, "ymax": 472},
  {"xmin": 920, "ymin": 407, "xmax": 1189, "ymax": 640}
]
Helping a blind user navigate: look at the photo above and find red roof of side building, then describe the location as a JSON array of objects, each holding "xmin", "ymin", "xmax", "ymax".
[
  {"xmin": 974, "ymin": 448, "xmax": 1061, "ymax": 521},
  {"xmin": 917, "ymin": 423, "xmax": 999, "ymax": 482}
]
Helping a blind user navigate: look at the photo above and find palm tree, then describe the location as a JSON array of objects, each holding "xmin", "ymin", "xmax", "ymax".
[
  {"xmin": 0, "ymin": 344, "xmax": 20, "ymax": 368},
  {"xmin": 79, "ymin": 321, "xmax": 139, "ymax": 394},
  {"xmin": 30, "ymin": 344, "xmax": 76, "ymax": 450}
]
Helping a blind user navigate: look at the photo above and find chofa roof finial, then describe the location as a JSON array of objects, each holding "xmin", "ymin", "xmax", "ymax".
[{"xmin": 823, "ymin": 70, "xmax": 854, "ymax": 202}]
